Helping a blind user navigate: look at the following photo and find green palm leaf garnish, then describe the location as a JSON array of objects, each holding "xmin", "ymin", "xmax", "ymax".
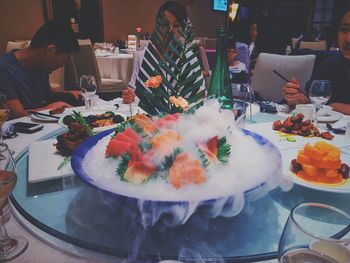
[{"xmin": 135, "ymin": 13, "xmax": 204, "ymax": 115}]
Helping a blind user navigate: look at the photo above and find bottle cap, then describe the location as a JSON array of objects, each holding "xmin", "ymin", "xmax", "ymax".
[{"xmin": 216, "ymin": 28, "xmax": 228, "ymax": 35}]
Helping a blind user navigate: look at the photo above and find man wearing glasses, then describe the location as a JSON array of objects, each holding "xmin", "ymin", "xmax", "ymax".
[{"xmin": 282, "ymin": 9, "xmax": 350, "ymax": 115}]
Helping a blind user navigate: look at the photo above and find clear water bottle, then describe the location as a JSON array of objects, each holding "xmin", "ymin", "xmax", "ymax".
[
  {"xmin": 285, "ymin": 45, "xmax": 292, "ymax": 55},
  {"xmin": 208, "ymin": 28, "xmax": 233, "ymax": 110}
]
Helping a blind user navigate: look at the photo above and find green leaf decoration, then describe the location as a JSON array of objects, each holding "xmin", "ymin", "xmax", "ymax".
[
  {"xmin": 135, "ymin": 14, "xmax": 205, "ymax": 115},
  {"xmin": 127, "ymin": 120, "xmax": 146, "ymax": 135},
  {"xmin": 114, "ymin": 122, "xmax": 127, "ymax": 135},
  {"xmin": 71, "ymin": 110, "xmax": 93, "ymax": 135},
  {"xmin": 198, "ymin": 149, "xmax": 209, "ymax": 168},
  {"xmin": 57, "ymin": 156, "xmax": 71, "ymax": 171},
  {"xmin": 162, "ymin": 147, "xmax": 182, "ymax": 170},
  {"xmin": 217, "ymin": 137, "xmax": 231, "ymax": 164},
  {"xmin": 139, "ymin": 142, "xmax": 152, "ymax": 153},
  {"xmin": 116, "ymin": 154, "xmax": 131, "ymax": 181}
]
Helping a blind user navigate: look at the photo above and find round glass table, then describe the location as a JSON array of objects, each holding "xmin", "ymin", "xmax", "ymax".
[{"xmin": 10, "ymin": 112, "xmax": 350, "ymax": 262}]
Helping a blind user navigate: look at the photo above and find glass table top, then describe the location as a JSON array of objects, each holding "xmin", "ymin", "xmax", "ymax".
[{"xmin": 10, "ymin": 112, "xmax": 350, "ymax": 262}]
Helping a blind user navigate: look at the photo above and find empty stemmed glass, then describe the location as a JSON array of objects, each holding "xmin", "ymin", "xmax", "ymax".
[
  {"xmin": 0, "ymin": 144, "xmax": 28, "ymax": 261},
  {"xmin": 278, "ymin": 203, "xmax": 350, "ymax": 263},
  {"xmin": 308, "ymin": 80, "xmax": 331, "ymax": 126},
  {"xmin": 79, "ymin": 75, "xmax": 97, "ymax": 110}
]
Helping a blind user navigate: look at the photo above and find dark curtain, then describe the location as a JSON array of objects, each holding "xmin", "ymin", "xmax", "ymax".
[
  {"xmin": 52, "ymin": 0, "xmax": 77, "ymax": 26},
  {"xmin": 79, "ymin": 0, "xmax": 103, "ymax": 43},
  {"xmin": 255, "ymin": 14, "xmax": 290, "ymax": 55}
]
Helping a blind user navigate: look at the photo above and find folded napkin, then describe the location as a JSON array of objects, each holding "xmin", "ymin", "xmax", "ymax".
[
  {"xmin": 28, "ymin": 139, "xmax": 74, "ymax": 183},
  {"xmin": 276, "ymin": 103, "xmax": 292, "ymax": 114}
]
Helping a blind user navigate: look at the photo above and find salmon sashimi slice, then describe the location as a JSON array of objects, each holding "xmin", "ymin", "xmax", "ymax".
[{"xmin": 169, "ymin": 152, "xmax": 206, "ymax": 189}]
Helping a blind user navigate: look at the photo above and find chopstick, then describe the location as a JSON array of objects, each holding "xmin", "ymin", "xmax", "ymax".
[
  {"xmin": 129, "ymin": 104, "xmax": 133, "ymax": 117},
  {"xmin": 27, "ymin": 111, "xmax": 60, "ymax": 119},
  {"xmin": 273, "ymin": 70, "xmax": 308, "ymax": 97}
]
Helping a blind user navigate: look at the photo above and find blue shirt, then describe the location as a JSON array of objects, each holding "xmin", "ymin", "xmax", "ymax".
[
  {"xmin": 235, "ymin": 42, "xmax": 250, "ymax": 71},
  {"xmin": 0, "ymin": 52, "xmax": 51, "ymax": 109}
]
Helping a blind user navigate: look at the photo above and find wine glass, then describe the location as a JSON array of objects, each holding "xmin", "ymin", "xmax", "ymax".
[
  {"xmin": 0, "ymin": 144, "xmax": 28, "ymax": 261},
  {"xmin": 278, "ymin": 203, "xmax": 350, "ymax": 263},
  {"xmin": 308, "ymin": 80, "xmax": 331, "ymax": 126},
  {"xmin": 0, "ymin": 94, "xmax": 10, "ymax": 160},
  {"xmin": 79, "ymin": 75, "xmax": 97, "ymax": 110}
]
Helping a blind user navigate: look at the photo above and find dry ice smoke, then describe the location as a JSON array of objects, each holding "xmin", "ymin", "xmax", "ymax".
[{"xmin": 83, "ymin": 99, "xmax": 285, "ymax": 228}]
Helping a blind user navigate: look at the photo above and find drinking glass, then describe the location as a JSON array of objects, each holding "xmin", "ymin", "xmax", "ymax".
[
  {"xmin": 0, "ymin": 94, "xmax": 10, "ymax": 161},
  {"xmin": 308, "ymin": 80, "xmax": 331, "ymax": 126},
  {"xmin": 79, "ymin": 75, "xmax": 97, "ymax": 110},
  {"xmin": 0, "ymin": 143, "xmax": 28, "ymax": 261},
  {"xmin": 278, "ymin": 203, "xmax": 350, "ymax": 263}
]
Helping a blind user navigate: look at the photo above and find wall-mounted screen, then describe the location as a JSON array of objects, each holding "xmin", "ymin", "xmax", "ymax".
[{"xmin": 213, "ymin": 0, "xmax": 228, "ymax": 12}]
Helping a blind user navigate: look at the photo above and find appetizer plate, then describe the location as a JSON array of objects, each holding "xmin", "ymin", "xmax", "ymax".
[
  {"xmin": 281, "ymin": 147, "xmax": 350, "ymax": 193},
  {"xmin": 30, "ymin": 110, "xmax": 66, "ymax": 122},
  {"xmin": 30, "ymin": 110, "xmax": 63, "ymax": 122},
  {"xmin": 31, "ymin": 114, "xmax": 58, "ymax": 122},
  {"xmin": 58, "ymin": 110, "xmax": 126, "ymax": 133}
]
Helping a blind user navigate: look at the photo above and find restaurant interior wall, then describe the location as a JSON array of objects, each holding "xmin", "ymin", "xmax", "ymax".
[
  {"xmin": 1, "ymin": 0, "xmax": 350, "ymax": 57},
  {"xmin": 102, "ymin": 0, "xmax": 227, "ymax": 43},
  {"xmin": 0, "ymin": 0, "xmax": 45, "ymax": 56}
]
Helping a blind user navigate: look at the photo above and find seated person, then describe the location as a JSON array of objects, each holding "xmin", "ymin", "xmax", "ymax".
[
  {"xmin": 227, "ymin": 47, "xmax": 247, "ymax": 72},
  {"xmin": 231, "ymin": 19, "xmax": 258, "ymax": 72},
  {"xmin": 282, "ymin": 9, "xmax": 350, "ymax": 115},
  {"xmin": 0, "ymin": 21, "xmax": 83, "ymax": 119},
  {"xmin": 122, "ymin": 1, "xmax": 204, "ymax": 104}
]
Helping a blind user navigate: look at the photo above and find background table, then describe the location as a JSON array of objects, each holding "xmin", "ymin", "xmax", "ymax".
[{"xmin": 96, "ymin": 53, "xmax": 134, "ymax": 85}]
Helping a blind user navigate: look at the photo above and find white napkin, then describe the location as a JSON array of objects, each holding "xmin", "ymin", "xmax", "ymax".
[
  {"xmin": 276, "ymin": 103, "xmax": 292, "ymax": 113},
  {"xmin": 28, "ymin": 139, "xmax": 74, "ymax": 183}
]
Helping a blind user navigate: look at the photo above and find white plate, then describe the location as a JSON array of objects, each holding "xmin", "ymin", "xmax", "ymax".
[
  {"xmin": 58, "ymin": 110, "xmax": 126, "ymax": 133},
  {"xmin": 30, "ymin": 110, "xmax": 63, "ymax": 122},
  {"xmin": 318, "ymin": 110, "xmax": 343, "ymax": 123},
  {"xmin": 281, "ymin": 147, "xmax": 350, "ymax": 193}
]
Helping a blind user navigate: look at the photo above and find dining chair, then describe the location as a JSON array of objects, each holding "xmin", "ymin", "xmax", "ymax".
[
  {"xmin": 64, "ymin": 39, "xmax": 124, "ymax": 93},
  {"xmin": 251, "ymin": 53, "xmax": 315, "ymax": 102},
  {"xmin": 5, "ymin": 41, "xmax": 28, "ymax": 52},
  {"xmin": 299, "ymin": 41, "xmax": 327, "ymax": 51}
]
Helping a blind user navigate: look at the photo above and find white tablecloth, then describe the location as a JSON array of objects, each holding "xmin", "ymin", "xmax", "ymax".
[{"xmin": 96, "ymin": 54, "xmax": 134, "ymax": 85}]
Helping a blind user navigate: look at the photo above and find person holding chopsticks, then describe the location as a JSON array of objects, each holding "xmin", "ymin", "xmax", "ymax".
[
  {"xmin": 282, "ymin": 9, "xmax": 350, "ymax": 115},
  {"xmin": 0, "ymin": 21, "xmax": 83, "ymax": 119}
]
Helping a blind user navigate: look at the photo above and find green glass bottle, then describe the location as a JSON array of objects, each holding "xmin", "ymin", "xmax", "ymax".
[{"xmin": 208, "ymin": 28, "xmax": 233, "ymax": 109}]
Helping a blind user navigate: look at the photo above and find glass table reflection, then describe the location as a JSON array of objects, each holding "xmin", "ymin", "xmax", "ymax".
[{"xmin": 10, "ymin": 111, "xmax": 350, "ymax": 262}]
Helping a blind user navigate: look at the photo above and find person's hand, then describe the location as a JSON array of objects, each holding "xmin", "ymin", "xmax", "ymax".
[
  {"xmin": 46, "ymin": 101, "xmax": 72, "ymax": 109},
  {"xmin": 66, "ymin": 90, "xmax": 84, "ymax": 101},
  {"xmin": 122, "ymin": 87, "xmax": 135, "ymax": 104},
  {"xmin": 282, "ymin": 77, "xmax": 309, "ymax": 107},
  {"xmin": 227, "ymin": 49, "xmax": 238, "ymax": 67}
]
